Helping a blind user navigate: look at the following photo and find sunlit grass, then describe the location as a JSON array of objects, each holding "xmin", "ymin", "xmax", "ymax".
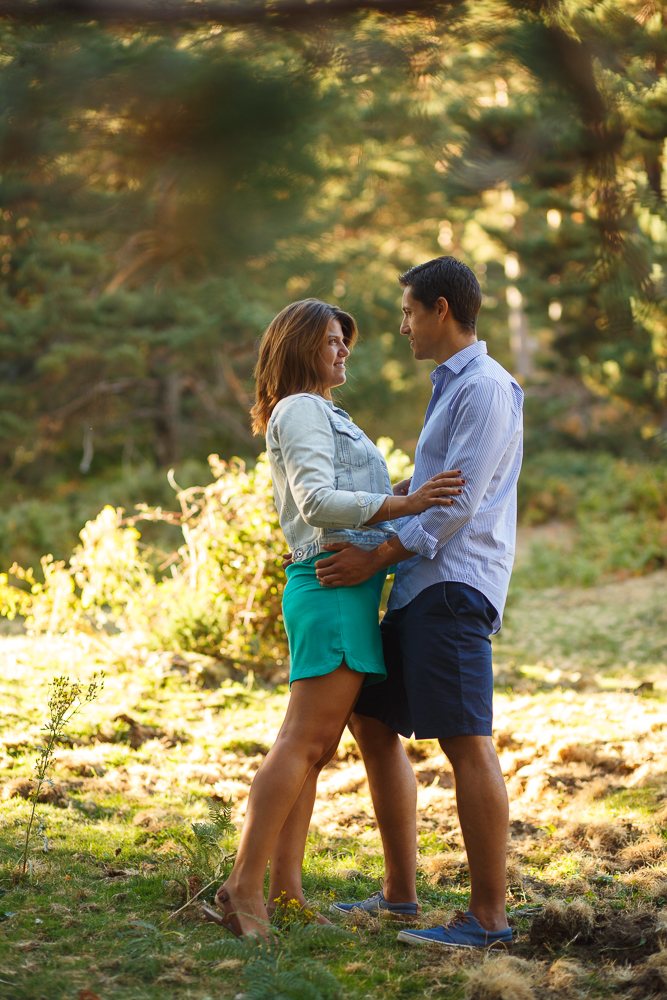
[{"xmin": 1, "ymin": 574, "xmax": 667, "ymax": 997}]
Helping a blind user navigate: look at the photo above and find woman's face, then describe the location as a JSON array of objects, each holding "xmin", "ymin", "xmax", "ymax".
[{"xmin": 319, "ymin": 318, "xmax": 350, "ymax": 389}]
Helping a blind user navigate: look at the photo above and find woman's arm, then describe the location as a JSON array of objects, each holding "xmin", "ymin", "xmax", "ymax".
[
  {"xmin": 364, "ymin": 470, "xmax": 466, "ymax": 525},
  {"xmin": 272, "ymin": 396, "xmax": 387, "ymax": 529}
]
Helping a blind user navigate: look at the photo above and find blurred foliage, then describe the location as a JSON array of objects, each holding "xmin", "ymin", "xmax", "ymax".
[
  {"xmin": 1, "ymin": 0, "xmax": 667, "ymax": 513},
  {"xmin": 0, "ymin": 439, "xmax": 411, "ymax": 673},
  {"xmin": 514, "ymin": 449, "xmax": 667, "ymax": 588},
  {"xmin": 2, "ymin": 441, "xmax": 665, "ymax": 677},
  {"xmin": 0, "ymin": 453, "xmax": 285, "ymax": 672}
]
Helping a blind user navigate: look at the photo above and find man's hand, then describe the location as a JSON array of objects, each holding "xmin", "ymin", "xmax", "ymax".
[
  {"xmin": 282, "ymin": 552, "xmax": 293, "ymax": 571},
  {"xmin": 315, "ymin": 543, "xmax": 377, "ymax": 587}
]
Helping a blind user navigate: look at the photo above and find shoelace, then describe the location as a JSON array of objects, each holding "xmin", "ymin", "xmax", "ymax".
[
  {"xmin": 362, "ymin": 877, "xmax": 385, "ymax": 903},
  {"xmin": 447, "ymin": 910, "xmax": 473, "ymax": 930}
]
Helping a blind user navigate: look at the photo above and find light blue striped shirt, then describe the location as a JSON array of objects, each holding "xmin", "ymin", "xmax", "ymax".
[{"xmin": 389, "ymin": 341, "xmax": 523, "ymax": 632}]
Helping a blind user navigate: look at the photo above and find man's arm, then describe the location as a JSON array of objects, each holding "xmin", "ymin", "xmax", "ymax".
[
  {"xmin": 315, "ymin": 378, "xmax": 520, "ymax": 587},
  {"xmin": 315, "ymin": 535, "xmax": 414, "ymax": 588},
  {"xmin": 395, "ymin": 378, "xmax": 518, "ymax": 558}
]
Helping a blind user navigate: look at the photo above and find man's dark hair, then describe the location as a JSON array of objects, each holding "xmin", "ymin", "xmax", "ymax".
[{"xmin": 399, "ymin": 256, "xmax": 482, "ymax": 331}]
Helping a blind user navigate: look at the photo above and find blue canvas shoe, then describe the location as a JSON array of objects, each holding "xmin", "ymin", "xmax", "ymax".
[
  {"xmin": 397, "ymin": 910, "xmax": 512, "ymax": 949},
  {"xmin": 330, "ymin": 889, "xmax": 421, "ymax": 922}
]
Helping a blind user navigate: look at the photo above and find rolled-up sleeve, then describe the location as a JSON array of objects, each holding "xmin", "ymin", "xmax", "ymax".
[
  {"xmin": 398, "ymin": 379, "xmax": 519, "ymax": 558},
  {"xmin": 273, "ymin": 397, "xmax": 387, "ymax": 529}
]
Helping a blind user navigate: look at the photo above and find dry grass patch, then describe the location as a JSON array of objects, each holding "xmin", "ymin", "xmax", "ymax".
[{"xmin": 464, "ymin": 955, "xmax": 536, "ymax": 1000}]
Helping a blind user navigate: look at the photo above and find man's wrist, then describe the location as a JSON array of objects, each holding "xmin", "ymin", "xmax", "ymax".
[{"xmin": 371, "ymin": 536, "xmax": 413, "ymax": 571}]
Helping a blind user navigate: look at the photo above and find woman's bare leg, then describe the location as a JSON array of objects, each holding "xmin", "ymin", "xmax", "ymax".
[
  {"xmin": 267, "ymin": 732, "xmax": 343, "ymax": 917},
  {"xmin": 220, "ymin": 663, "xmax": 364, "ymax": 937}
]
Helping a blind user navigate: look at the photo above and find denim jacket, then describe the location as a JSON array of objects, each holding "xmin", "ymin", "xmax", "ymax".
[{"xmin": 266, "ymin": 393, "xmax": 397, "ymax": 562}]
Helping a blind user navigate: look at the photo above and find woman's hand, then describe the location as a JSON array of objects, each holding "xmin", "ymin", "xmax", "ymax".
[
  {"xmin": 404, "ymin": 469, "xmax": 465, "ymax": 515},
  {"xmin": 364, "ymin": 469, "xmax": 465, "ymax": 525},
  {"xmin": 392, "ymin": 478, "xmax": 412, "ymax": 496}
]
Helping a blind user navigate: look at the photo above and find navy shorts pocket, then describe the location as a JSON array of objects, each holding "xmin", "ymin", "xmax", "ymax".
[
  {"xmin": 442, "ymin": 581, "xmax": 461, "ymax": 617},
  {"xmin": 443, "ymin": 582, "xmax": 496, "ymax": 632}
]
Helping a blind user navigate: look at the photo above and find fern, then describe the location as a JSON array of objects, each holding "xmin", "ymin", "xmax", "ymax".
[
  {"xmin": 118, "ymin": 920, "xmax": 184, "ymax": 978},
  {"xmin": 191, "ymin": 796, "xmax": 234, "ymax": 844},
  {"xmin": 243, "ymin": 955, "xmax": 342, "ymax": 1000},
  {"xmin": 201, "ymin": 924, "xmax": 348, "ymax": 1000},
  {"xmin": 180, "ymin": 797, "xmax": 235, "ymax": 888}
]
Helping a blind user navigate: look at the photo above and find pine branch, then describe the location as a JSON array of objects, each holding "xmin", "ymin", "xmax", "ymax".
[
  {"xmin": 47, "ymin": 379, "xmax": 158, "ymax": 422},
  {"xmin": 0, "ymin": 0, "xmax": 462, "ymax": 26}
]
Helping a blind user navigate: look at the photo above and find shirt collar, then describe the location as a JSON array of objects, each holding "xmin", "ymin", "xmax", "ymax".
[{"xmin": 430, "ymin": 340, "xmax": 487, "ymax": 384}]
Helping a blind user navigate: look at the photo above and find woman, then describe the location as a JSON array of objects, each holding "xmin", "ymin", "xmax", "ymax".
[{"xmin": 215, "ymin": 298, "xmax": 464, "ymax": 937}]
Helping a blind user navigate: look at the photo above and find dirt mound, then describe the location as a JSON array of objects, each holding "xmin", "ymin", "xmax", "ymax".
[
  {"xmin": 529, "ymin": 900, "xmax": 595, "ymax": 947},
  {"xmin": 530, "ymin": 904, "xmax": 665, "ymax": 962},
  {"xmin": 3, "ymin": 778, "xmax": 68, "ymax": 805},
  {"xmin": 629, "ymin": 949, "xmax": 667, "ymax": 997}
]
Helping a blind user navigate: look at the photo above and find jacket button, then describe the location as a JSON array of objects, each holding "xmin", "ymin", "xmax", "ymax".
[{"xmin": 296, "ymin": 550, "xmax": 303, "ymax": 557}]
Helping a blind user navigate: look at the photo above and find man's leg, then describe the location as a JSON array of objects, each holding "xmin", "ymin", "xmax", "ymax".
[
  {"xmin": 439, "ymin": 734, "xmax": 508, "ymax": 932},
  {"xmin": 348, "ymin": 712, "xmax": 417, "ymax": 904}
]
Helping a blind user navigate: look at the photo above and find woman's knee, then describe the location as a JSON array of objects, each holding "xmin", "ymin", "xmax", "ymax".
[
  {"xmin": 312, "ymin": 740, "xmax": 340, "ymax": 772},
  {"xmin": 277, "ymin": 727, "xmax": 341, "ymax": 767}
]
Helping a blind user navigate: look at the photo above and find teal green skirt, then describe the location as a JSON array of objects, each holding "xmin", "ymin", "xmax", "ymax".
[{"xmin": 283, "ymin": 554, "xmax": 387, "ymax": 687}]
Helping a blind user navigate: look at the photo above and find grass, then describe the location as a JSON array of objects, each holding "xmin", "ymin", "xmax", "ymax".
[{"xmin": 1, "ymin": 570, "xmax": 667, "ymax": 999}]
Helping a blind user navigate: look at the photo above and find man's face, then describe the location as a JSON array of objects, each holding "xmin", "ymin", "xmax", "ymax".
[{"xmin": 399, "ymin": 285, "xmax": 445, "ymax": 362}]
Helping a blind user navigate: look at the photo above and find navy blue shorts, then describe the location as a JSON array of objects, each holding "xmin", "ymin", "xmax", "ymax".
[{"xmin": 353, "ymin": 581, "xmax": 497, "ymax": 741}]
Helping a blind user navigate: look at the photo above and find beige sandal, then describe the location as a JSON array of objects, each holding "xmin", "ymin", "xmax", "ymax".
[{"xmin": 214, "ymin": 886, "xmax": 243, "ymax": 938}]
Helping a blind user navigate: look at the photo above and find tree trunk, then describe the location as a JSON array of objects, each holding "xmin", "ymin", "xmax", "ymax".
[{"xmin": 154, "ymin": 371, "xmax": 181, "ymax": 466}]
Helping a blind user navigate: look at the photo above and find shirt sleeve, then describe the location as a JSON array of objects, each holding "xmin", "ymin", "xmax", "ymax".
[
  {"xmin": 398, "ymin": 378, "xmax": 520, "ymax": 558},
  {"xmin": 272, "ymin": 396, "xmax": 387, "ymax": 529}
]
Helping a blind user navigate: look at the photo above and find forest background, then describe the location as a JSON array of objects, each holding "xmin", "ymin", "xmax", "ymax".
[
  {"xmin": 0, "ymin": 0, "xmax": 666, "ymax": 582},
  {"xmin": 1, "ymin": 4, "xmax": 667, "ymax": 1000}
]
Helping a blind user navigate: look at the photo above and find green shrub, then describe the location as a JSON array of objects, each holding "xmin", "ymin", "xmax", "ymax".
[
  {"xmin": 1, "ymin": 454, "xmax": 287, "ymax": 674},
  {"xmin": 1, "ymin": 441, "xmax": 415, "ymax": 675},
  {"xmin": 515, "ymin": 451, "xmax": 667, "ymax": 588}
]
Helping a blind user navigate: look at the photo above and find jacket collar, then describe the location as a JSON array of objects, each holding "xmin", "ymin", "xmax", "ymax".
[{"xmin": 307, "ymin": 393, "xmax": 350, "ymax": 419}]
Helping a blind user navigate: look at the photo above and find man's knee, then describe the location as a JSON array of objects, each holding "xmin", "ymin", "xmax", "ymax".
[
  {"xmin": 439, "ymin": 734, "xmax": 497, "ymax": 768},
  {"xmin": 349, "ymin": 712, "xmax": 401, "ymax": 756}
]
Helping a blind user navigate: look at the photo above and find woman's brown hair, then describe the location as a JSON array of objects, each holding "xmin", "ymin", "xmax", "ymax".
[{"xmin": 251, "ymin": 298, "xmax": 357, "ymax": 435}]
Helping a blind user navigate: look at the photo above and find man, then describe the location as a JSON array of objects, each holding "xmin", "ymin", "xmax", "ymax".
[{"xmin": 316, "ymin": 255, "xmax": 523, "ymax": 949}]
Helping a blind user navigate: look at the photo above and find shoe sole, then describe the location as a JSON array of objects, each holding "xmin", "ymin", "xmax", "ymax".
[
  {"xmin": 330, "ymin": 903, "xmax": 420, "ymax": 923},
  {"xmin": 397, "ymin": 930, "xmax": 511, "ymax": 949}
]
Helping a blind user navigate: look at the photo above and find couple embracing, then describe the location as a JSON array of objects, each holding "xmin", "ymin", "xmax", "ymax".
[{"xmin": 215, "ymin": 255, "xmax": 523, "ymax": 950}]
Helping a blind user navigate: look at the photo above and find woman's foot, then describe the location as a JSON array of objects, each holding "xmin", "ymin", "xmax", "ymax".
[
  {"xmin": 215, "ymin": 882, "xmax": 270, "ymax": 939},
  {"xmin": 266, "ymin": 892, "xmax": 332, "ymax": 926}
]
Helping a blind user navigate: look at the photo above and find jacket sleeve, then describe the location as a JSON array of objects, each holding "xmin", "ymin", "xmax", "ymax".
[
  {"xmin": 272, "ymin": 396, "xmax": 387, "ymax": 529},
  {"xmin": 398, "ymin": 378, "xmax": 522, "ymax": 558}
]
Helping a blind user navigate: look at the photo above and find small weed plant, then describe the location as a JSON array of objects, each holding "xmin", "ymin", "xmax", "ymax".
[
  {"xmin": 20, "ymin": 672, "xmax": 103, "ymax": 877},
  {"xmin": 270, "ymin": 891, "xmax": 319, "ymax": 930}
]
